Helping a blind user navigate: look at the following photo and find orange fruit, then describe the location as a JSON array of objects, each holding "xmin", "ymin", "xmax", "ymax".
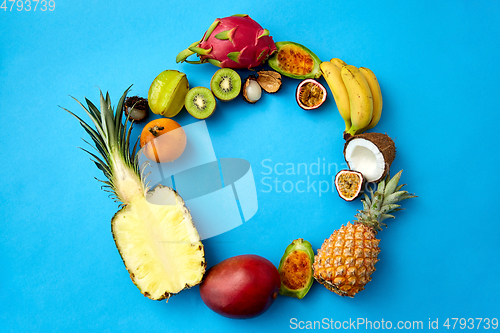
[{"xmin": 140, "ymin": 118, "xmax": 187, "ymax": 163}]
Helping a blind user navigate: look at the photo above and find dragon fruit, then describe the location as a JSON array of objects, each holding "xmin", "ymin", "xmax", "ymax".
[{"xmin": 176, "ymin": 14, "xmax": 277, "ymax": 69}]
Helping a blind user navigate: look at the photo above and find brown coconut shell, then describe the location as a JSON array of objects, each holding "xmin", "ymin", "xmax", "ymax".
[{"xmin": 343, "ymin": 133, "xmax": 396, "ymax": 183}]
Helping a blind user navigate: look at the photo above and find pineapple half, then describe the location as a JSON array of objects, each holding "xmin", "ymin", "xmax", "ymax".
[
  {"xmin": 63, "ymin": 88, "xmax": 206, "ymax": 300},
  {"xmin": 313, "ymin": 170, "xmax": 416, "ymax": 297}
]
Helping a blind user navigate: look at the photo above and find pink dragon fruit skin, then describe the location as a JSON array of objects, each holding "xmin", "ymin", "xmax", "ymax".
[{"xmin": 176, "ymin": 14, "xmax": 277, "ymax": 69}]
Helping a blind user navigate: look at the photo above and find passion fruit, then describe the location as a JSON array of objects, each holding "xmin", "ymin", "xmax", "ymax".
[
  {"xmin": 278, "ymin": 239, "xmax": 314, "ymax": 299},
  {"xmin": 334, "ymin": 169, "xmax": 364, "ymax": 201},
  {"xmin": 296, "ymin": 79, "xmax": 327, "ymax": 110}
]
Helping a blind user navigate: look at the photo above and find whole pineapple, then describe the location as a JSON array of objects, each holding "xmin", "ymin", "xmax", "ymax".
[{"xmin": 313, "ymin": 171, "xmax": 415, "ymax": 297}]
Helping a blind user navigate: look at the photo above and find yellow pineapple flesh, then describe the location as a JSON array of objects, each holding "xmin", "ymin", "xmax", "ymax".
[
  {"xmin": 313, "ymin": 170, "xmax": 415, "ymax": 297},
  {"xmin": 113, "ymin": 188, "xmax": 206, "ymax": 300}
]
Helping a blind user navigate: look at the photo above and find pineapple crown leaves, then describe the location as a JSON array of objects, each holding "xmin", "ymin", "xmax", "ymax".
[
  {"xmin": 61, "ymin": 86, "xmax": 142, "ymax": 201},
  {"xmin": 355, "ymin": 170, "xmax": 417, "ymax": 232}
]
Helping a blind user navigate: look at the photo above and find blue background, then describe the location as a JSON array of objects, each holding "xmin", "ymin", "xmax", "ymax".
[{"xmin": 1, "ymin": 0, "xmax": 499, "ymax": 331}]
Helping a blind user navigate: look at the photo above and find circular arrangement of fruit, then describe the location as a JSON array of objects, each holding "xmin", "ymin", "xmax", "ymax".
[{"xmin": 64, "ymin": 14, "xmax": 416, "ymax": 319}]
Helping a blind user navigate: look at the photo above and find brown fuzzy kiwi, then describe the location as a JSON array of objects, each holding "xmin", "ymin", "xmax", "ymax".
[{"xmin": 343, "ymin": 133, "xmax": 396, "ymax": 183}]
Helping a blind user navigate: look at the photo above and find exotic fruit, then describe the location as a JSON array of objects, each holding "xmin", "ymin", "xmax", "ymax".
[
  {"xmin": 334, "ymin": 170, "xmax": 364, "ymax": 201},
  {"xmin": 148, "ymin": 70, "xmax": 189, "ymax": 118},
  {"xmin": 268, "ymin": 41, "xmax": 322, "ymax": 79},
  {"xmin": 344, "ymin": 133, "xmax": 396, "ymax": 183},
  {"xmin": 242, "ymin": 76, "xmax": 262, "ymax": 104},
  {"xmin": 278, "ymin": 239, "xmax": 315, "ymax": 299},
  {"xmin": 313, "ymin": 171, "xmax": 416, "ymax": 297},
  {"xmin": 140, "ymin": 118, "xmax": 187, "ymax": 163},
  {"xmin": 123, "ymin": 96, "xmax": 148, "ymax": 122},
  {"xmin": 321, "ymin": 59, "xmax": 383, "ymax": 137},
  {"xmin": 64, "ymin": 89, "xmax": 205, "ymax": 301},
  {"xmin": 296, "ymin": 79, "xmax": 327, "ymax": 110},
  {"xmin": 210, "ymin": 68, "xmax": 242, "ymax": 101},
  {"xmin": 200, "ymin": 254, "xmax": 281, "ymax": 319},
  {"xmin": 256, "ymin": 70, "xmax": 282, "ymax": 94},
  {"xmin": 176, "ymin": 14, "xmax": 277, "ymax": 69}
]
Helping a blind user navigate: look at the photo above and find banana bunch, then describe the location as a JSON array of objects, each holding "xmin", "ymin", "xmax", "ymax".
[{"xmin": 320, "ymin": 58, "xmax": 382, "ymax": 138}]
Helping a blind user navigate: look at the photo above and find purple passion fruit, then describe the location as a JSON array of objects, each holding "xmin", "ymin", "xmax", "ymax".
[
  {"xmin": 278, "ymin": 239, "xmax": 314, "ymax": 299},
  {"xmin": 296, "ymin": 79, "xmax": 327, "ymax": 110},
  {"xmin": 199, "ymin": 254, "xmax": 281, "ymax": 319},
  {"xmin": 335, "ymin": 170, "xmax": 364, "ymax": 201},
  {"xmin": 267, "ymin": 41, "xmax": 322, "ymax": 79}
]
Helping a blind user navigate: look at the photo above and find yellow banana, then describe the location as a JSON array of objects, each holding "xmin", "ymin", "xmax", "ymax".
[
  {"xmin": 320, "ymin": 61, "xmax": 351, "ymax": 131},
  {"xmin": 330, "ymin": 58, "xmax": 347, "ymax": 69},
  {"xmin": 359, "ymin": 67, "xmax": 382, "ymax": 131},
  {"xmin": 341, "ymin": 65, "xmax": 373, "ymax": 137}
]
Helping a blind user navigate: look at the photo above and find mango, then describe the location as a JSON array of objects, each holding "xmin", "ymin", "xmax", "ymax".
[{"xmin": 199, "ymin": 254, "xmax": 281, "ymax": 319}]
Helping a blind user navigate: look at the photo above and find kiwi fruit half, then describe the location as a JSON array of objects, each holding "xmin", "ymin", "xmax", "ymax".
[
  {"xmin": 210, "ymin": 68, "xmax": 241, "ymax": 101},
  {"xmin": 185, "ymin": 87, "xmax": 217, "ymax": 119}
]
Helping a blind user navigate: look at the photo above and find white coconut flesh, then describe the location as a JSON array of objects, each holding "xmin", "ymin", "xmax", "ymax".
[{"xmin": 344, "ymin": 138, "xmax": 386, "ymax": 182}]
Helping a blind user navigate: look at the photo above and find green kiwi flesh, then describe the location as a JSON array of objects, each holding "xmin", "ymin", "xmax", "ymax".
[
  {"xmin": 210, "ymin": 68, "xmax": 241, "ymax": 101},
  {"xmin": 185, "ymin": 87, "xmax": 216, "ymax": 119}
]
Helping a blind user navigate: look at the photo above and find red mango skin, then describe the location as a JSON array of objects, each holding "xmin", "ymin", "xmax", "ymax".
[{"xmin": 199, "ymin": 254, "xmax": 281, "ymax": 319}]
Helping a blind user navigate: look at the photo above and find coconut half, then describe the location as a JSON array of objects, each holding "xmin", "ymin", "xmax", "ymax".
[{"xmin": 343, "ymin": 133, "xmax": 396, "ymax": 183}]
